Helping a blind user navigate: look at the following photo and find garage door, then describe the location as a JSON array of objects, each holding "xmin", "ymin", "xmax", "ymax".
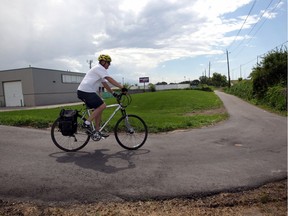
[{"xmin": 4, "ymin": 81, "xmax": 24, "ymax": 107}]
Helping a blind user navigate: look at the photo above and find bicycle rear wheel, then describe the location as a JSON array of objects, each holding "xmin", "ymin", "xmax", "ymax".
[
  {"xmin": 51, "ymin": 117, "xmax": 90, "ymax": 152},
  {"xmin": 114, "ymin": 114, "xmax": 148, "ymax": 150}
]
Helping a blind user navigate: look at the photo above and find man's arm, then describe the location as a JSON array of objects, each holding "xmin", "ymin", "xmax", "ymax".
[
  {"xmin": 105, "ymin": 76, "xmax": 123, "ymax": 89},
  {"xmin": 102, "ymin": 81, "xmax": 114, "ymax": 94}
]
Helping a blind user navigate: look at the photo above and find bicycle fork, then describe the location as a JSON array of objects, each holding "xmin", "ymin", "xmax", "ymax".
[
  {"xmin": 125, "ymin": 118, "xmax": 134, "ymax": 134},
  {"xmin": 123, "ymin": 113, "xmax": 134, "ymax": 134}
]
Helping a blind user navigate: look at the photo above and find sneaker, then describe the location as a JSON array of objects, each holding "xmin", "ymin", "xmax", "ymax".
[
  {"xmin": 99, "ymin": 131, "xmax": 109, "ymax": 138},
  {"xmin": 91, "ymin": 131, "xmax": 109, "ymax": 138},
  {"xmin": 82, "ymin": 122, "xmax": 92, "ymax": 134}
]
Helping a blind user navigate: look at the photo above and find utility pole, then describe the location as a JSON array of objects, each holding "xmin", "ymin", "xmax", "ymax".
[
  {"xmin": 208, "ymin": 61, "xmax": 211, "ymax": 78},
  {"xmin": 87, "ymin": 59, "xmax": 93, "ymax": 69},
  {"xmin": 226, "ymin": 49, "xmax": 231, "ymax": 88}
]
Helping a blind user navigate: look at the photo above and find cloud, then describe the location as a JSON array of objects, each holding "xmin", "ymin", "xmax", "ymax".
[{"xmin": 0, "ymin": 0, "xmax": 281, "ymax": 83}]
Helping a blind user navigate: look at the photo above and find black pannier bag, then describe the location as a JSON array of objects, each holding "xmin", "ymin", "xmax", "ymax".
[{"xmin": 58, "ymin": 109, "xmax": 78, "ymax": 136}]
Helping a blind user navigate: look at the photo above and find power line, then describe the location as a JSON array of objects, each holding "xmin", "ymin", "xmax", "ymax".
[
  {"xmin": 229, "ymin": 0, "xmax": 257, "ymax": 49},
  {"xmin": 230, "ymin": 40, "xmax": 287, "ymax": 77},
  {"xmin": 246, "ymin": 0, "xmax": 275, "ymax": 36},
  {"xmin": 247, "ymin": 0, "xmax": 282, "ymax": 44},
  {"xmin": 231, "ymin": 0, "xmax": 282, "ymax": 57},
  {"xmin": 230, "ymin": 0, "xmax": 276, "ymax": 55},
  {"xmin": 235, "ymin": 41, "xmax": 287, "ymax": 69},
  {"xmin": 211, "ymin": 0, "xmax": 284, "ymax": 76},
  {"xmin": 256, "ymin": 40, "xmax": 288, "ymax": 62}
]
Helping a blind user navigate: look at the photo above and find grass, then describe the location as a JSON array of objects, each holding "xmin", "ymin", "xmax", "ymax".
[
  {"xmin": 127, "ymin": 90, "xmax": 227, "ymax": 132},
  {"xmin": 0, "ymin": 90, "xmax": 228, "ymax": 133}
]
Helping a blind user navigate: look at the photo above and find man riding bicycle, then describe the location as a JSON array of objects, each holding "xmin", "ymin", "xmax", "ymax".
[{"xmin": 77, "ymin": 54, "xmax": 127, "ymax": 137}]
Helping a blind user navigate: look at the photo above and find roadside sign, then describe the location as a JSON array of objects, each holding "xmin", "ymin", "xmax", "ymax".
[{"xmin": 139, "ymin": 77, "xmax": 149, "ymax": 83}]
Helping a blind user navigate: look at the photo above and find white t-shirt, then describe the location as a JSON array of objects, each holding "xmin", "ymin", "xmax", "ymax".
[{"xmin": 77, "ymin": 63, "xmax": 109, "ymax": 93}]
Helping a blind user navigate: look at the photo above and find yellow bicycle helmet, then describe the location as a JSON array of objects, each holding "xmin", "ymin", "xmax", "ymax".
[{"xmin": 98, "ymin": 54, "xmax": 112, "ymax": 62}]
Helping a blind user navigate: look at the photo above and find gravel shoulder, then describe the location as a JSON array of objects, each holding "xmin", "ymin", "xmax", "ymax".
[{"xmin": 0, "ymin": 179, "xmax": 286, "ymax": 216}]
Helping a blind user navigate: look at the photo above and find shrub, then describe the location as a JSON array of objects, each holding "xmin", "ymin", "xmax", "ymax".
[
  {"xmin": 264, "ymin": 85, "xmax": 287, "ymax": 111},
  {"xmin": 225, "ymin": 80, "xmax": 253, "ymax": 101},
  {"xmin": 148, "ymin": 83, "xmax": 156, "ymax": 92},
  {"xmin": 250, "ymin": 47, "xmax": 287, "ymax": 99},
  {"xmin": 196, "ymin": 84, "xmax": 213, "ymax": 92}
]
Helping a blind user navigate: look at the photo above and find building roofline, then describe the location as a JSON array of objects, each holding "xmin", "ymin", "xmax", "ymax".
[{"xmin": 0, "ymin": 66, "xmax": 84, "ymax": 74}]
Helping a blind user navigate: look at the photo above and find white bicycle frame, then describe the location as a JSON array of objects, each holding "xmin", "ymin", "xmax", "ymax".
[{"xmin": 85, "ymin": 103, "xmax": 122, "ymax": 132}]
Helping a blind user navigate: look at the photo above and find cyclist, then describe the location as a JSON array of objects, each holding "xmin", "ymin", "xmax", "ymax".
[{"xmin": 77, "ymin": 54, "xmax": 127, "ymax": 137}]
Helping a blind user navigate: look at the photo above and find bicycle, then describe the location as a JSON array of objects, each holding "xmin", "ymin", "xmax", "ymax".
[{"xmin": 51, "ymin": 93, "xmax": 148, "ymax": 152}]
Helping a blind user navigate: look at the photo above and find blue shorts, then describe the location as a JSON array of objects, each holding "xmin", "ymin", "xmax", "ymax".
[{"xmin": 77, "ymin": 90, "xmax": 104, "ymax": 109}]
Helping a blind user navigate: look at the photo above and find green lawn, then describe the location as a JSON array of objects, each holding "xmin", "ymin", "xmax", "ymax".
[{"xmin": 0, "ymin": 90, "xmax": 228, "ymax": 133}]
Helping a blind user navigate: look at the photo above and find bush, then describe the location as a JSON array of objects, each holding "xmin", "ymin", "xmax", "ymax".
[
  {"xmin": 264, "ymin": 85, "xmax": 287, "ymax": 111},
  {"xmin": 148, "ymin": 84, "xmax": 156, "ymax": 92},
  {"xmin": 225, "ymin": 81, "xmax": 287, "ymax": 112},
  {"xmin": 225, "ymin": 48, "xmax": 287, "ymax": 113},
  {"xmin": 225, "ymin": 80, "xmax": 253, "ymax": 101},
  {"xmin": 250, "ymin": 47, "xmax": 287, "ymax": 99},
  {"xmin": 195, "ymin": 84, "xmax": 213, "ymax": 92}
]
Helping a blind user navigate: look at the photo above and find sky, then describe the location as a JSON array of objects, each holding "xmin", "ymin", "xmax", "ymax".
[{"xmin": 0, "ymin": 0, "xmax": 286, "ymax": 85}]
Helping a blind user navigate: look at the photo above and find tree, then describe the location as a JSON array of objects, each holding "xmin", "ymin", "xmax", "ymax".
[
  {"xmin": 179, "ymin": 81, "xmax": 191, "ymax": 84},
  {"xmin": 191, "ymin": 79, "xmax": 200, "ymax": 86},
  {"xmin": 155, "ymin": 81, "xmax": 167, "ymax": 85},
  {"xmin": 148, "ymin": 83, "xmax": 156, "ymax": 92},
  {"xmin": 199, "ymin": 76, "xmax": 210, "ymax": 85},
  {"xmin": 211, "ymin": 73, "xmax": 228, "ymax": 87},
  {"xmin": 250, "ymin": 47, "xmax": 287, "ymax": 98}
]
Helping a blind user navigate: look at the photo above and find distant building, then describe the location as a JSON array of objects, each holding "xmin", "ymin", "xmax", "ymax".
[
  {"xmin": 0, "ymin": 67, "xmax": 85, "ymax": 107},
  {"xmin": 155, "ymin": 83, "xmax": 190, "ymax": 91}
]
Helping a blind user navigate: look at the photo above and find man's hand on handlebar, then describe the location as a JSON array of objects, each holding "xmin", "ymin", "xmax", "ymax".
[
  {"xmin": 113, "ymin": 88, "xmax": 128, "ymax": 100},
  {"xmin": 121, "ymin": 87, "xmax": 128, "ymax": 94}
]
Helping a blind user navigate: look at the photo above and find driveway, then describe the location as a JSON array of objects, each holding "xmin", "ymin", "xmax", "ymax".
[{"xmin": 0, "ymin": 91, "xmax": 286, "ymax": 203}]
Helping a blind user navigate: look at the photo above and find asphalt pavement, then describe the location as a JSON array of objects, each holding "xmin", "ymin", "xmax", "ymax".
[{"xmin": 0, "ymin": 91, "xmax": 286, "ymax": 203}]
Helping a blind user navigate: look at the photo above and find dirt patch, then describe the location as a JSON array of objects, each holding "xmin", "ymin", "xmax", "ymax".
[{"xmin": 0, "ymin": 180, "xmax": 286, "ymax": 216}]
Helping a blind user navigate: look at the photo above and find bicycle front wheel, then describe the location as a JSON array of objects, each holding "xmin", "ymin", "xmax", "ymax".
[
  {"xmin": 51, "ymin": 117, "xmax": 90, "ymax": 152},
  {"xmin": 114, "ymin": 114, "xmax": 148, "ymax": 150}
]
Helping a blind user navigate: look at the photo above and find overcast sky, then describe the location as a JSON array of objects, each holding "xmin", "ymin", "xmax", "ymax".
[{"xmin": 0, "ymin": 0, "xmax": 286, "ymax": 84}]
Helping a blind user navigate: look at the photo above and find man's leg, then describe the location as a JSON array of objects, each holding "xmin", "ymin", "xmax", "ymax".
[{"xmin": 87, "ymin": 103, "xmax": 106, "ymax": 131}]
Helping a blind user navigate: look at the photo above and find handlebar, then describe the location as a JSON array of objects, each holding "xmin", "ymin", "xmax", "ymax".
[{"xmin": 116, "ymin": 93, "xmax": 132, "ymax": 107}]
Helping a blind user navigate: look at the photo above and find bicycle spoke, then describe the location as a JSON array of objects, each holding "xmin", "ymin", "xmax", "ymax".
[
  {"xmin": 51, "ymin": 118, "xmax": 90, "ymax": 152},
  {"xmin": 115, "ymin": 115, "xmax": 148, "ymax": 150}
]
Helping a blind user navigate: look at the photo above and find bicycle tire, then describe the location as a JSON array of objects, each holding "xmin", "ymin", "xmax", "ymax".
[
  {"xmin": 114, "ymin": 114, "xmax": 148, "ymax": 150},
  {"xmin": 51, "ymin": 116, "xmax": 90, "ymax": 152}
]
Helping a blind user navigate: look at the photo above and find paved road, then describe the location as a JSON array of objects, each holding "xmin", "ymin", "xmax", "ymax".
[{"xmin": 0, "ymin": 91, "xmax": 286, "ymax": 203}]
